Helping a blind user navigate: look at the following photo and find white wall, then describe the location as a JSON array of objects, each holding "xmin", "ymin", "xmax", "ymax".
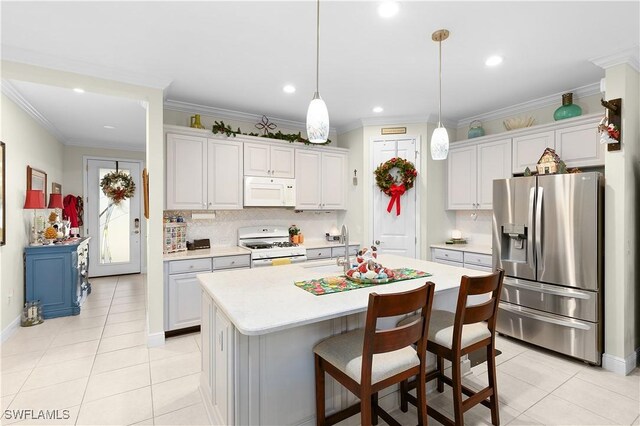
[
  {"xmin": 603, "ymin": 63, "xmax": 639, "ymax": 373},
  {"xmin": 0, "ymin": 94, "xmax": 65, "ymax": 336},
  {"xmin": 453, "ymin": 210, "xmax": 492, "ymax": 246}
]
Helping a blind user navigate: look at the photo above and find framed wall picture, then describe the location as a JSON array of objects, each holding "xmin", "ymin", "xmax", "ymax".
[
  {"xmin": 27, "ymin": 166, "xmax": 47, "ymax": 200},
  {"xmin": 51, "ymin": 182, "xmax": 62, "ymax": 195},
  {"xmin": 0, "ymin": 142, "xmax": 5, "ymax": 245}
]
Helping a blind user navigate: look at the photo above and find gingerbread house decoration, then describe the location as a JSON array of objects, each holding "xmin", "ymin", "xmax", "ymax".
[{"xmin": 536, "ymin": 147, "xmax": 561, "ymax": 175}]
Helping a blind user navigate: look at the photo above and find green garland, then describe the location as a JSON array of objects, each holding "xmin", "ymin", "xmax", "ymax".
[
  {"xmin": 211, "ymin": 120, "xmax": 331, "ymax": 145},
  {"xmin": 101, "ymin": 171, "xmax": 135, "ymax": 204},
  {"xmin": 374, "ymin": 157, "xmax": 417, "ymax": 195}
]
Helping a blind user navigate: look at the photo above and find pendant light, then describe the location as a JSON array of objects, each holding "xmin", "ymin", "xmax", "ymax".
[
  {"xmin": 306, "ymin": 0, "xmax": 330, "ymax": 143},
  {"xmin": 430, "ymin": 29, "xmax": 450, "ymax": 160}
]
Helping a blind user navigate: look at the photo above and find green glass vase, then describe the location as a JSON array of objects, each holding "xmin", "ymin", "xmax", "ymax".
[{"xmin": 554, "ymin": 93, "xmax": 582, "ymax": 121}]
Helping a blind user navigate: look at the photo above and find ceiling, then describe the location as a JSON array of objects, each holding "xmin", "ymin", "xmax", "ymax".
[{"xmin": 1, "ymin": 1, "xmax": 639, "ymax": 149}]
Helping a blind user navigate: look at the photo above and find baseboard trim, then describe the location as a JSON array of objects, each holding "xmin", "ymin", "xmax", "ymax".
[
  {"xmin": 1, "ymin": 315, "xmax": 21, "ymax": 343},
  {"xmin": 602, "ymin": 350, "xmax": 639, "ymax": 375},
  {"xmin": 147, "ymin": 331, "xmax": 165, "ymax": 347}
]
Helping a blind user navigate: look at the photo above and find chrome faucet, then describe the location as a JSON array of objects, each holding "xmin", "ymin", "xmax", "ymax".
[{"xmin": 336, "ymin": 224, "xmax": 350, "ymax": 274}]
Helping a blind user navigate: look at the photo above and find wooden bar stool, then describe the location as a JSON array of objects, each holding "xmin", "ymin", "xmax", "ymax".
[
  {"xmin": 314, "ymin": 282, "xmax": 436, "ymax": 426},
  {"xmin": 399, "ymin": 269, "xmax": 505, "ymax": 426}
]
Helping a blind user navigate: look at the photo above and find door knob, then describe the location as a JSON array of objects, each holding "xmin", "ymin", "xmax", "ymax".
[{"xmin": 375, "ymin": 240, "xmax": 381, "ymax": 245}]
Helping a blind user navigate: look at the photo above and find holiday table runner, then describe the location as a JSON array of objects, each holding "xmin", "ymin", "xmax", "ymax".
[{"xmin": 294, "ymin": 268, "xmax": 431, "ymax": 296}]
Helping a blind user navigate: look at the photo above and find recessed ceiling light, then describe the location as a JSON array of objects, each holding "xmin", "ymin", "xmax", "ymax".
[
  {"xmin": 73, "ymin": 88, "xmax": 85, "ymax": 93},
  {"xmin": 378, "ymin": 1, "xmax": 399, "ymax": 18},
  {"xmin": 283, "ymin": 84, "xmax": 296, "ymax": 94},
  {"xmin": 373, "ymin": 106, "xmax": 384, "ymax": 113},
  {"xmin": 103, "ymin": 125, "xmax": 115, "ymax": 130},
  {"xmin": 485, "ymin": 55, "xmax": 503, "ymax": 67}
]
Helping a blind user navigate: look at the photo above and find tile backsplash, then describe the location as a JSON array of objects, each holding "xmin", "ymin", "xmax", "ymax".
[
  {"xmin": 454, "ymin": 210, "xmax": 493, "ymax": 246},
  {"xmin": 164, "ymin": 209, "xmax": 339, "ymax": 246}
]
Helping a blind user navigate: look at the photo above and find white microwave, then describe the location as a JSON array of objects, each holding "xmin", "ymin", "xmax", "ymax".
[{"xmin": 244, "ymin": 176, "xmax": 296, "ymax": 207}]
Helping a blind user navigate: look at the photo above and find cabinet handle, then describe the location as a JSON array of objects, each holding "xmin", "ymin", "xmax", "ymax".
[
  {"xmin": 219, "ymin": 331, "xmax": 223, "ymax": 351},
  {"xmin": 444, "ymin": 253, "xmax": 449, "ymax": 257},
  {"xmin": 231, "ymin": 261, "xmax": 235, "ymax": 264}
]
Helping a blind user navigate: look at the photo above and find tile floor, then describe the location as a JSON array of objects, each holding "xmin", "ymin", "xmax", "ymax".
[{"xmin": 1, "ymin": 275, "xmax": 638, "ymax": 425}]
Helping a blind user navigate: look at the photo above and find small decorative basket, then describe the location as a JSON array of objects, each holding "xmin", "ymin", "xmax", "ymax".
[{"xmin": 21, "ymin": 300, "xmax": 43, "ymax": 327}]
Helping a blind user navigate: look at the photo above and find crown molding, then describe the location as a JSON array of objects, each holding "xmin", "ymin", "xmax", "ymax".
[
  {"xmin": 65, "ymin": 139, "xmax": 145, "ymax": 153},
  {"xmin": 590, "ymin": 45, "xmax": 640, "ymax": 72},
  {"xmin": 164, "ymin": 98, "xmax": 339, "ymax": 135},
  {"xmin": 456, "ymin": 82, "xmax": 601, "ymax": 128},
  {"xmin": 2, "ymin": 45, "xmax": 173, "ymax": 90},
  {"xmin": 1, "ymin": 79, "xmax": 68, "ymax": 143},
  {"xmin": 338, "ymin": 114, "xmax": 456, "ymax": 135}
]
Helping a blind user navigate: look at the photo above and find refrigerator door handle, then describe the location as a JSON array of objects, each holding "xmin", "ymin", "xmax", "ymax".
[
  {"xmin": 535, "ymin": 187, "xmax": 544, "ymax": 273},
  {"xmin": 528, "ymin": 187, "xmax": 536, "ymax": 271},
  {"xmin": 503, "ymin": 278, "xmax": 591, "ymax": 299},
  {"xmin": 499, "ymin": 302, "xmax": 592, "ymax": 331}
]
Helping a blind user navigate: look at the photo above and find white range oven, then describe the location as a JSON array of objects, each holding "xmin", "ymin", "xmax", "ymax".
[{"xmin": 238, "ymin": 226, "xmax": 307, "ymax": 267}]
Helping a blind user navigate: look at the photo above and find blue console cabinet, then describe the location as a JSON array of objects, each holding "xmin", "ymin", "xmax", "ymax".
[{"xmin": 24, "ymin": 237, "xmax": 91, "ymax": 319}]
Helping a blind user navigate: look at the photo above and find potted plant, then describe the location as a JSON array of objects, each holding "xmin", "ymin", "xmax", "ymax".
[{"xmin": 289, "ymin": 225, "xmax": 300, "ymax": 244}]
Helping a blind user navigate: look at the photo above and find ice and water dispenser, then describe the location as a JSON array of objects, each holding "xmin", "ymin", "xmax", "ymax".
[{"xmin": 500, "ymin": 224, "xmax": 528, "ymax": 263}]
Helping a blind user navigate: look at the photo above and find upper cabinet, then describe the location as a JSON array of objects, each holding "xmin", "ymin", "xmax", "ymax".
[
  {"xmin": 512, "ymin": 131, "xmax": 555, "ymax": 174},
  {"xmin": 511, "ymin": 115, "xmax": 603, "ymax": 174},
  {"xmin": 447, "ymin": 139, "xmax": 511, "ymax": 210},
  {"xmin": 244, "ymin": 143, "xmax": 294, "ymax": 178},
  {"xmin": 295, "ymin": 149, "xmax": 347, "ymax": 210},
  {"xmin": 166, "ymin": 133, "xmax": 243, "ymax": 210}
]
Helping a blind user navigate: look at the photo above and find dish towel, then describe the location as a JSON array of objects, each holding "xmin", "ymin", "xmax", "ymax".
[{"xmin": 272, "ymin": 258, "xmax": 292, "ymax": 266}]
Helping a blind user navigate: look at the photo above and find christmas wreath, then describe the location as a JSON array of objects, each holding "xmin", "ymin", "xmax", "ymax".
[
  {"xmin": 100, "ymin": 171, "xmax": 135, "ymax": 204},
  {"xmin": 374, "ymin": 157, "xmax": 417, "ymax": 216}
]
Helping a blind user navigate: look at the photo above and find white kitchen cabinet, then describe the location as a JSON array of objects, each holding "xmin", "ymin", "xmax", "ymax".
[
  {"xmin": 166, "ymin": 133, "xmax": 243, "ymax": 210},
  {"xmin": 168, "ymin": 272, "xmax": 204, "ymax": 330},
  {"xmin": 208, "ymin": 139, "xmax": 244, "ymax": 210},
  {"xmin": 244, "ymin": 142, "xmax": 294, "ymax": 178},
  {"xmin": 477, "ymin": 139, "xmax": 512, "ymax": 209},
  {"xmin": 166, "ymin": 134, "xmax": 208, "ymax": 210},
  {"xmin": 295, "ymin": 149, "xmax": 347, "ymax": 210},
  {"xmin": 511, "ymin": 116, "xmax": 603, "ymax": 174},
  {"xmin": 512, "ymin": 131, "xmax": 555, "ymax": 174},
  {"xmin": 164, "ymin": 254, "xmax": 250, "ymax": 332},
  {"xmin": 431, "ymin": 247, "xmax": 493, "ymax": 272},
  {"xmin": 555, "ymin": 122, "xmax": 604, "ymax": 168},
  {"xmin": 447, "ymin": 145, "xmax": 477, "ymax": 210},
  {"xmin": 448, "ymin": 139, "xmax": 511, "ymax": 210}
]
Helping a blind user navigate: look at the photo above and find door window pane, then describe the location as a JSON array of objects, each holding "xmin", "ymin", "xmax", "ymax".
[{"xmin": 99, "ymin": 168, "xmax": 131, "ymax": 264}]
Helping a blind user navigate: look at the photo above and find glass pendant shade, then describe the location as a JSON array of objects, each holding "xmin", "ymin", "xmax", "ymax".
[
  {"xmin": 306, "ymin": 92, "xmax": 330, "ymax": 143},
  {"xmin": 430, "ymin": 126, "xmax": 449, "ymax": 160}
]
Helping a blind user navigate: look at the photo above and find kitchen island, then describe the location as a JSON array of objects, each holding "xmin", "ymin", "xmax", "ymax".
[{"xmin": 197, "ymin": 254, "xmax": 488, "ymax": 425}]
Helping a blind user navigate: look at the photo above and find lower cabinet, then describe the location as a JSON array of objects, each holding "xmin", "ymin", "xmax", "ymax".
[
  {"xmin": 165, "ymin": 254, "xmax": 250, "ymax": 332},
  {"xmin": 431, "ymin": 247, "xmax": 493, "ymax": 272}
]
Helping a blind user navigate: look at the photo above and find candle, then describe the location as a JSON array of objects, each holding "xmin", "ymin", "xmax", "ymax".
[{"xmin": 451, "ymin": 229, "xmax": 462, "ymax": 240}]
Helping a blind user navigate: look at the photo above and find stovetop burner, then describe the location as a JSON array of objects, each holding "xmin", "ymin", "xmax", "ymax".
[{"xmin": 273, "ymin": 241, "xmax": 298, "ymax": 248}]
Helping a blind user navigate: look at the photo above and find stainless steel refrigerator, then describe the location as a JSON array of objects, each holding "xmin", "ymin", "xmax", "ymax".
[{"xmin": 492, "ymin": 172, "xmax": 603, "ymax": 364}]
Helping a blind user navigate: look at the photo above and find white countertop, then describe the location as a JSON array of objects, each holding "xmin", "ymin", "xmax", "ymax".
[
  {"xmin": 197, "ymin": 253, "xmax": 487, "ymax": 336},
  {"xmin": 163, "ymin": 246, "xmax": 250, "ymax": 261},
  {"xmin": 303, "ymin": 239, "xmax": 361, "ymax": 249},
  {"xmin": 430, "ymin": 243, "xmax": 492, "ymax": 256}
]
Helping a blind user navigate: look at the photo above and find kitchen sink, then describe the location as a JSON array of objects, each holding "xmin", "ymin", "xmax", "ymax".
[{"xmin": 300, "ymin": 261, "xmax": 345, "ymax": 275}]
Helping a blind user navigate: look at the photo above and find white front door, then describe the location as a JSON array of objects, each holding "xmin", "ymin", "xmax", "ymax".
[
  {"xmin": 86, "ymin": 159, "xmax": 142, "ymax": 277},
  {"xmin": 372, "ymin": 137, "xmax": 419, "ymax": 257}
]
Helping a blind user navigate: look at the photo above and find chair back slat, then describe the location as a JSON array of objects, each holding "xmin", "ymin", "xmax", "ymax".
[
  {"xmin": 374, "ymin": 289, "xmax": 429, "ymax": 318},
  {"xmin": 373, "ymin": 321, "xmax": 423, "ymax": 354},
  {"xmin": 463, "ymin": 299, "xmax": 496, "ymax": 325}
]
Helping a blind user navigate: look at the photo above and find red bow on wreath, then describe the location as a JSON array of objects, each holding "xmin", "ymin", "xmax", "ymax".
[{"xmin": 386, "ymin": 184, "xmax": 406, "ymax": 216}]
